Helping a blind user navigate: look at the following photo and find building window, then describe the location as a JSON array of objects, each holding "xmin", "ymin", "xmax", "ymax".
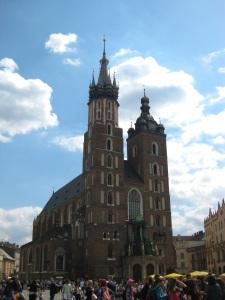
[
  {"xmin": 56, "ymin": 255, "xmax": 64, "ymax": 271},
  {"xmin": 153, "ymin": 163, "xmax": 159, "ymax": 176},
  {"xmin": 96, "ymin": 101, "xmax": 101, "ymax": 120},
  {"xmin": 107, "ymin": 102, "xmax": 112, "ymax": 120},
  {"xmin": 128, "ymin": 189, "xmax": 142, "ymax": 220},
  {"xmin": 152, "ymin": 142, "xmax": 159, "ymax": 155},
  {"xmin": 107, "ymin": 124, "xmax": 112, "ymax": 135},
  {"xmin": 132, "ymin": 145, "xmax": 137, "ymax": 158},
  {"xmin": 108, "ymin": 243, "xmax": 113, "ymax": 258},
  {"xmin": 28, "ymin": 249, "xmax": 33, "ymax": 264},
  {"xmin": 154, "ymin": 197, "xmax": 161, "ymax": 210},
  {"xmin": 108, "ymin": 213, "xmax": 113, "ymax": 224},
  {"xmin": 43, "ymin": 245, "xmax": 48, "ymax": 271},
  {"xmin": 107, "ymin": 191, "xmax": 113, "ymax": 205},
  {"xmin": 155, "ymin": 215, "xmax": 161, "ymax": 226},
  {"xmin": 154, "ymin": 180, "xmax": 159, "ymax": 192},
  {"xmin": 106, "ymin": 139, "xmax": 112, "ymax": 151},
  {"xmin": 107, "ymin": 173, "xmax": 113, "ymax": 186},
  {"xmin": 113, "ymin": 231, "xmax": 119, "ymax": 239},
  {"xmin": 107, "ymin": 155, "xmax": 113, "ymax": 168},
  {"xmin": 103, "ymin": 232, "xmax": 107, "ymax": 239}
]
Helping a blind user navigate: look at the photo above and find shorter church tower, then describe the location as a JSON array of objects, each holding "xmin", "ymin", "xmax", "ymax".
[{"xmin": 125, "ymin": 91, "xmax": 175, "ymax": 276}]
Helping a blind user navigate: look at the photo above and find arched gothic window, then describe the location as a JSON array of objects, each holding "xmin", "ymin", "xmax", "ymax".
[
  {"xmin": 128, "ymin": 189, "xmax": 142, "ymax": 220},
  {"xmin": 43, "ymin": 245, "xmax": 48, "ymax": 271},
  {"xmin": 28, "ymin": 249, "xmax": 32, "ymax": 264},
  {"xmin": 152, "ymin": 142, "xmax": 159, "ymax": 155},
  {"xmin": 153, "ymin": 163, "xmax": 159, "ymax": 176}
]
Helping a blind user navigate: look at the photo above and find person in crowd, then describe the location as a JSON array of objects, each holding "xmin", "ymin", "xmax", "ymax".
[
  {"xmin": 62, "ymin": 279, "xmax": 74, "ymax": 300},
  {"xmin": 107, "ymin": 276, "xmax": 116, "ymax": 300},
  {"xmin": 124, "ymin": 278, "xmax": 135, "ymax": 300},
  {"xmin": 85, "ymin": 280, "xmax": 96, "ymax": 300},
  {"xmin": 98, "ymin": 279, "xmax": 113, "ymax": 300},
  {"xmin": 140, "ymin": 276, "xmax": 154, "ymax": 300},
  {"xmin": 151, "ymin": 277, "xmax": 167, "ymax": 300},
  {"xmin": 28, "ymin": 279, "xmax": 38, "ymax": 300},
  {"xmin": 205, "ymin": 275, "xmax": 222, "ymax": 300},
  {"xmin": 167, "ymin": 278, "xmax": 187, "ymax": 300},
  {"xmin": 49, "ymin": 278, "xmax": 58, "ymax": 300}
]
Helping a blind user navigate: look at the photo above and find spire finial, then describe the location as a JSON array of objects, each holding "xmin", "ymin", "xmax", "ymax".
[
  {"xmin": 144, "ymin": 88, "xmax": 146, "ymax": 97},
  {"xmin": 103, "ymin": 35, "xmax": 106, "ymax": 57}
]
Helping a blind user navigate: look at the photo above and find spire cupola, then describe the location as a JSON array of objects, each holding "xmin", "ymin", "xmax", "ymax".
[
  {"xmin": 127, "ymin": 90, "xmax": 165, "ymax": 138},
  {"xmin": 89, "ymin": 38, "xmax": 119, "ymax": 102}
]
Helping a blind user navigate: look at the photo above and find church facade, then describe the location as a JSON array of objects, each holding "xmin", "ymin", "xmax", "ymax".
[{"xmin": 20, "ymin": 44, "xmax": 175, "ymax": 281}]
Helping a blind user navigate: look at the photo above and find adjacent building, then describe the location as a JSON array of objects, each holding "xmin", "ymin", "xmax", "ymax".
[
  {"xmin": 0, "ymin": 248, "xmax": 15, "ymax": 280},
  {"xmin": 20, "ymin": 43, "xmax": 175, "ymax": 281},
  {"xmin": 204, "ymin": 199, "xmax": 225, "ymax": 274},
  {"xmin": 173, "ymin": 232, "xmax": 206, "ymax": 274},
  {"xmin": 0, "ymin": 242, "xmax": 20, "ymax": 280}
]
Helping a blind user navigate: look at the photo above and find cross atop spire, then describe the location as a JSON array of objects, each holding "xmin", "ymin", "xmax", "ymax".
[{"xmin": 103, "ymin": 35, "xmax": 106, "ymax": 57}]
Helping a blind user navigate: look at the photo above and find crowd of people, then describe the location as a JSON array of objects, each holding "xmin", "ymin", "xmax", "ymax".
[{"xmin": 0, "ymin": 274, "xmax": 225, "ymax": 300}]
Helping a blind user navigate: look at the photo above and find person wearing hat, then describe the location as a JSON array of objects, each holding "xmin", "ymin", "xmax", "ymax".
[{"xmin": 124, "ymin": 278, "xmax": 135, "ymax": 300}]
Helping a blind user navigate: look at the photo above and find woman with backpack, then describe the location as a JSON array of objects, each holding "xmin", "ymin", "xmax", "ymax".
[{"xmin": 98, "ymin": 279, "xmax": 113, "ymax": 300}]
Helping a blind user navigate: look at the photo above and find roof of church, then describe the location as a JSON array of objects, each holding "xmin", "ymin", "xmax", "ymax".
[
  {"xmin": 124, "ymin": 161, "xmax": 144, "ymax": 184},
  {"xmin": 41, "ymin": 174, "xmax": 83, "ymax": 214}
]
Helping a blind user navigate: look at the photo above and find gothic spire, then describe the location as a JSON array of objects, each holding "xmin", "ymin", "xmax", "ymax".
[
  {"xmin": 98, "ymin": 36, "xmax": 111, "ymax": 85},
  {"xmin": 89, "ymin": 38, "xmax": 119, "ymax": 102}
]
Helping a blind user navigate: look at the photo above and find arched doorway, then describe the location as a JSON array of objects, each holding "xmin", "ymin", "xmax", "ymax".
[
  {"xmin": 133, "ymin": 264, "xmax": 142, "ymax": 282},
  {"xmin": 146, "ymin": 263, "xmax": 154, "ymax": 276}
]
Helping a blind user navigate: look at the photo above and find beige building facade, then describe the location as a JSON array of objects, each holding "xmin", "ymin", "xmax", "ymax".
[
  {"xmin": 173, "ymin": 232, "xmax": 206, "ymax": 274},
  {"xmin": 0, "ymin": 248, "xmax": 15, "ymax": 280},
  {"xmin": 204, "ymin": 199, "xmax": 225, "ymax": 274}
]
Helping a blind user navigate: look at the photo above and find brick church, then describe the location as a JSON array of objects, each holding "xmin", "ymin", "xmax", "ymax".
[{"xmin": 20, "ymin": 42, "xmax": 175, "ymax": 281}]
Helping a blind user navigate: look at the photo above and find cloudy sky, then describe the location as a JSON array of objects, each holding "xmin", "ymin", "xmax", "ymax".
[{"xmin": 0, "ymin": 0, "xmax": 225, "ymax": 245}]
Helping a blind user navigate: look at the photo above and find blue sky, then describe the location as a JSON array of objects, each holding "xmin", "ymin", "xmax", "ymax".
[{"xmin": 0, "ymin": 0, "xmax": 225, "ymax": 244}]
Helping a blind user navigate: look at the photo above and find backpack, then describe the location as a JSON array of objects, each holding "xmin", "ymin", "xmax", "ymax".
[{"xmin": 102, "ymin": 287, "xmax": 111, "ymax": 300}]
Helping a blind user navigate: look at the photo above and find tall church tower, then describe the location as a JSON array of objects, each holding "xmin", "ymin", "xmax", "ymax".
[
  {"xmin": 81, "ymin": 40, "xmax": 126, "ymax": 277},
  {"xmin": 126, "ymin": 92, "xmax": 175, "ymax": 276}
]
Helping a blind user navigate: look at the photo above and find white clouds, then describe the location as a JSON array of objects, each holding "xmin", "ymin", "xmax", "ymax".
[
  {"xmin": 113, "ymin": 48, "xmax": 137, "ymax": 58},
  {"xmin": 202, "ymin": 48, "xmax": 225, "ymax": 64},
  {"xmin": 53, "ymin": 135, "xmax": 83, "ymax": 152},
  {"xmin": 213, "ymin": 136, "xmax": 225, "ymax": 145},
  {"xmin": 112, "ymin": 56, "xmax": 203, "ymax": 130},
  {"xmin": 0, "ymin": 206, "xmax": 42, "ymax": 245},
  {"xmin": 0, "ymin": 58, "xmax": 18, "ymax": 72},
  {"xmin": 45, "ymin": 33, "xmax": 78, "ymax": 54},
  {"xmin": 218, "ymin": 67, "xmax": 225, "ymax": 74},
  {"xmin": 0, "ymin": 58, "xmax": 58, "ymax": 142},
  {"xmin": 63, "ymin": 58, "xmax": 81, "ymax": 67},
  {"xmin": 111, "ymin": 54, "xmax": 225, "ymax": 234}
]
